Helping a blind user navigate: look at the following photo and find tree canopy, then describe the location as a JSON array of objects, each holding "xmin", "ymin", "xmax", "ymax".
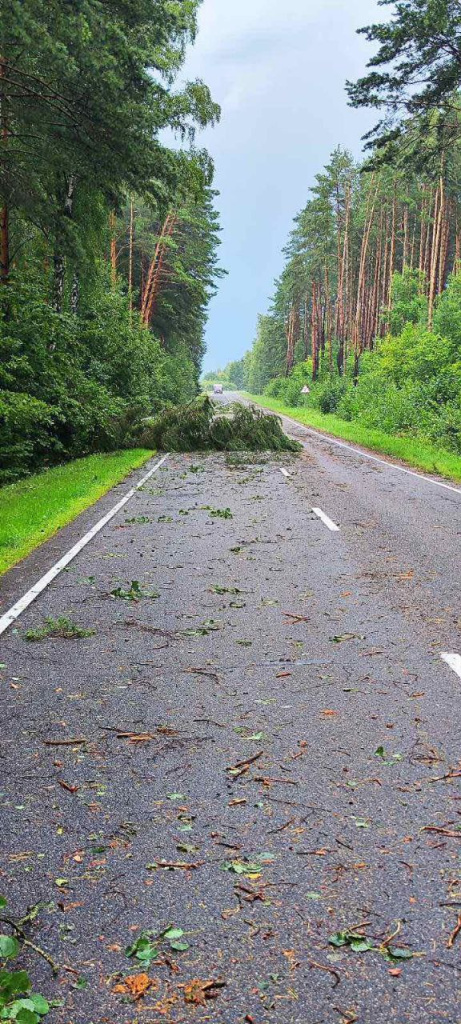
[
  {"xmin": 347, "ymin": 1, "xmax": 461, "ymax": 161},
  {"xmin": 0, "ymin": 0, "xmax": 223, "ymax": 481}
]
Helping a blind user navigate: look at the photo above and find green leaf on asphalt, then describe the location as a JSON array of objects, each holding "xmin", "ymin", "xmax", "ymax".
[
  {"xmin": 15, "ymin": 1009, "xmax": 39, "ymax": 1024},
  {"xmin": 125, "ymin": 933, "xmax": 159, "ymax": 966},
  {"xmin": 222, "ymin": 860, "xmax": 262, "ymax": 875},
  {"xmin": 110, "ymin": 580, "xmax": 158, "ymax": 602},
  {"xmin": 201, "ymin": 506, "xmax": 233, "ymax": 519},
  {"xmin": 375, "ymin": 746, "xmax": 403, "ymax": 765},
  {"xmin": 210, "ymin": 585, "xmax": 241, "ymax": 595},
  {"xmin": 162, "ymin": 927, "xmax": 183, "ymax": 941},
  {"xmin": 0, "ymin": 970, "xmax": 31, "ymax": 998},
  {"xmin": 329, "ymin": 930, "xmax": 373, "ymax": 952},
  {"xmin": 387, "ymin": 946, "xmax": 413, "ymax": 960},
  {"xmin": 30, "ymin": 995, "xmax": 50, "ymax": 1014},
  {"xmin": 0, "ymin": 936, "xmax": 20, "ymax": 958},
  {"xmin": 184, "ymin": 619, "xmax": 222, "ymax": 637},
  {"xmin": 350, "ymin": 938, "xmax": 374, "ymax": 952}
]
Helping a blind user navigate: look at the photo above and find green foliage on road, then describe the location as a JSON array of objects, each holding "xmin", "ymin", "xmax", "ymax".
[
  {"xmin": 24, "ymin": 616, "xmax": 96, "ymax": 641},
  {"xmin": 0, "ymin": 449, "xmax": 152, "ymax": 575},
  {"xmin": 138, "ymin": 396, "xmax": 301, "ymax": 453},
  {"xmin": 244, "ymin": 394, "xmax": 461, "ymax": 483},
  {"xmin": 0, "ymin": 895, "xmax": 50, "ymax": 1023}
]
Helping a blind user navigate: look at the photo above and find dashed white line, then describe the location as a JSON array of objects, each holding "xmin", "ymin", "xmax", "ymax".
[
  {"xmin": 279, "ymin": 468, "xmax": 291, "ymax": 478},
  {"xmin": 441, "ymin": 652, "xmax": 461, "ymax": 679},
  {"xmin": 312, "ymin": 507, "xmax": 340, "ymax": 532},
  {"xmin": 0, "ymin": 454, "xmax": 169, "ymax": 637}
]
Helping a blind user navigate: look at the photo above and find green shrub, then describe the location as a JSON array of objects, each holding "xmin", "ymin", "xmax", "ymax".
[
  {"xmin": 387, "ymin": 268, "xmax": 428, "ymax": 335},
  {"xmin": 0, "ymin": 391, "xmax": 56, "ymax": 483},
  {"xmin": 311, "ymin": 374, "xmax": 349, "ymax": 414},
  {"xmin": 0, "ymin": 274, "xmax": 201, "ymax": 481},
  {"xmin": 264, "ymin": 361, "xmax": 312, "ymax": 406}
]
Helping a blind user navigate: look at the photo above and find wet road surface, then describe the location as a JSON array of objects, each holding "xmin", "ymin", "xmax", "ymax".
[{"xmin": 0, "ymin": 402, "xmax": 460, "ymax": 1023}]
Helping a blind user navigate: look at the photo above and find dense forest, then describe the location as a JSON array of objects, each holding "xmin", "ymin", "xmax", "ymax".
[
  {"xmin": 0, "ymin": 0, "xmax": 223, "ymax": 481},
  {"xmin": 213, "ymin": 3, "xmax": 461, "ymax": 457},
  {"xmin": 217, "ymin": 137, "xmax": 461, "ymax": 455}
]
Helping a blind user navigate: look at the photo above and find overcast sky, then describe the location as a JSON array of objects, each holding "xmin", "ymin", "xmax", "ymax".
[{"xmin": 181, "ymin": 0, "xmax": 381, "ymax": 371}]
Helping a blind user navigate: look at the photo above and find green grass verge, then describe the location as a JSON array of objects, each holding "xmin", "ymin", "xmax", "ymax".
[
  {"xmin": 0, "ymin": 449, "xmax": 154, "ymax": 575},
  {"xmin": 243, "ymin": 394, "xmax": 461, "ymax": 483}
]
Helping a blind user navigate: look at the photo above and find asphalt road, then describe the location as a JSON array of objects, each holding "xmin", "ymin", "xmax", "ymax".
[{"xmin": 0, "ymin": 395, "xmax": 460, "ymax": 1024}]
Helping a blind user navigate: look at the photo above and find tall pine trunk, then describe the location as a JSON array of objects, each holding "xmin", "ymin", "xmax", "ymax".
[
  {"xmin": 0, "ymin": 56, "xmax": 9, "ymax": 285},
  {"xmin": 428, "ymin": 164, "xmax": 445, "ymax": 328},
  {"xmin": 353, "ymin": 179, "xmax": 377, "ymax": 374},
  {"xmin": 285, "ymin": 307, "xmax": 295, "ymax": 375},
  {"xmin": 110, "ymin": 210, "xmax": 117, "ymax": 287},
  {"xmin": 128, "ymin": 198, "xmax": 134, "ymax": 312}
]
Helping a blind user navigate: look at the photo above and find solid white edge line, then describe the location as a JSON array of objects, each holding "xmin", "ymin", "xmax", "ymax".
[
  {"xmin": 441, "ymin": 651, "xmax": 461, "ymax": 679},
  {"xmin": 243, "ymin": 397, "xmax": 461, "ymax": 496},
  {"xmin": 0, "ymin": 453, "xmax": 169, "ymax": 637},
  {"xmin": 294, "ymin": 421, "xmax": 461, "ymax": 495},
  {"xmin": 312, "ymin": 507, "xmax": 340, "ymax": 532}
]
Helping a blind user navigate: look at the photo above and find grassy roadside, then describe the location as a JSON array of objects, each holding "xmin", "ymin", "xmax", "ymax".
[
  {"xmin": 243, "ymin": 393, "xmax": 461, "ymax": 483},
  {"xmin": 0, "ymin": 449, "xmax": 154, "ymax": 575}
]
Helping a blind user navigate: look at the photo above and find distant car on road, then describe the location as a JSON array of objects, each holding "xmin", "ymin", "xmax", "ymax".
[{"xmin": 213, "ymin": 383, "xmax": 224, "ymax": 394}]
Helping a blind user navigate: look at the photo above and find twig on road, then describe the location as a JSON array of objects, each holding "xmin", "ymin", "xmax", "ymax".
[
  {"xmin": 44, "ymin": 738, "xmax": 86, "ymax": 746},
  {"xmin": 421, "ymin": 826, "xmax": 461, "ymax": 838},
  {"xmin": 268, "ymin": 818, "xmax": 296, "ymax": 834},
  {"xmin": 447, "ymin": 914, "xmax": 461, "ymax": 949},
  {"xmin": 226, "ymin": 751, "xmax": 264, "ymax": 778},
  {"xmin": 309, "ymin": 960, "xmax": 341, "ymax": 988}
]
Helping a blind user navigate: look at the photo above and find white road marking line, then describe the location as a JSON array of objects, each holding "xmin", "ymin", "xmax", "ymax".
[
  {"xmin": 312, "ymin": 507, "xmax": 340, "ymax": 532},
  {"xmin": 292, "ymin": 421, "xmax": 461, "ymax": 495},
  {"xmin": 244, "ymin": 397, "xmax": 461, "ymax": 496},
  {"xmin": 0, "ymin": 454, "xmax": 169, "ymax": 637},
  {"xmin": 441, "ymin": 652, "xmax": 461, "ymax": 679},
  {"xmin": 279, "ymin": 468, "xmax": 291, "ymax": 478}
]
